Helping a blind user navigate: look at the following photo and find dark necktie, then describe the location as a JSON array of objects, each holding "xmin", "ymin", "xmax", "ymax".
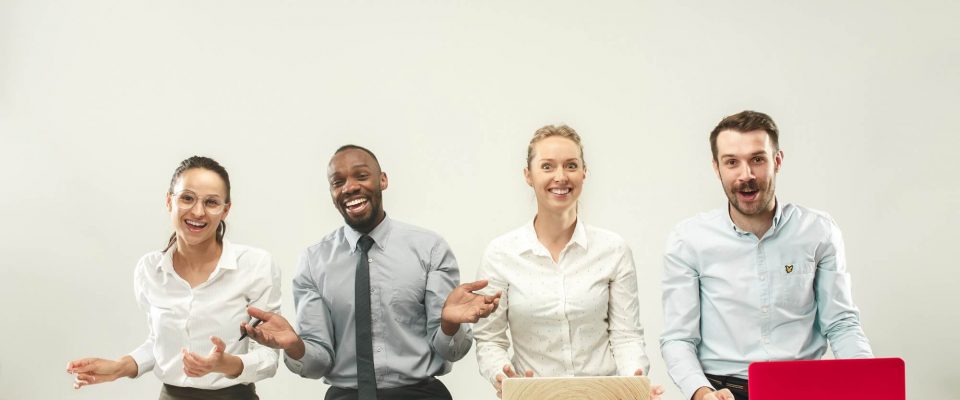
[{"xmin": 355, "ymin": 235, "xmax": 377, "ymax": 400}]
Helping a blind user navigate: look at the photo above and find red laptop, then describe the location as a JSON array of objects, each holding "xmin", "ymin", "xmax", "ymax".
[{"xmin": 748, "ymin": 357, "xmax": 905, "ymax": 400}]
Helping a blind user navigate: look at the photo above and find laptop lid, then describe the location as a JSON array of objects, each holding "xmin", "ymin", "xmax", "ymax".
[
  {"xmin": 748, "ymin": 357, "xmax": 905, "ymax": 400},
  {"xmin": 502, "ymin": 376, "xmax": 651, "ymax": 400}
]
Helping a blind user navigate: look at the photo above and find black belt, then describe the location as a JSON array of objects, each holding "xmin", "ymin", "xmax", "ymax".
[
  {"xmin": 161, "ymin": 383, "xmax": 258, "ymax": 400},
  {"xmin": 325, "ymin": 377, "xmax": 450, "ymax": 400},
  {"xmin": 705, "ymin": 373, "xmax": 749, "ymax": 393}
]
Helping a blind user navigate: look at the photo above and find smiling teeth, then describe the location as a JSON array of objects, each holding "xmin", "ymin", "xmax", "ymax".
[
  {"xmin": 186, "ymin": 220, "xmax": 207, "ymax": 227},
  {"xmin": 549, "ymin": 188, "xmax": 571, "ymax": 195},
  {"xmin": 346, "ymin": 198, "xmax": 367, "ymax": 207}
]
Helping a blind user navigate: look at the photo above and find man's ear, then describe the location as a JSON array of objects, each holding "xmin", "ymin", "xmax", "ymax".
[
  {"xmin": 774, "ymin": 150, "xmax": 784, "ymax": 173},
  {"xmin": 380, "ymin": 171, "xmax": 389, "ymax": 191}
]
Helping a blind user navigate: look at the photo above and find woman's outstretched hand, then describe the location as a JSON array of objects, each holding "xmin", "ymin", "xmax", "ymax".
[{"xmin": 66, "ymin": 356, "xmax": 138, "ymax": 389}]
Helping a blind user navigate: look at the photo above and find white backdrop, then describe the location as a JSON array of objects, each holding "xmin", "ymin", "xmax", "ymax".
[{"xmin": 2, "ymin": 1, "xmax": 958, "ymax": 399}]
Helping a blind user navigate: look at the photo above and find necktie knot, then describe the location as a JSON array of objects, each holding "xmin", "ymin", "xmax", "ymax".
[{"xmin": 358, "ymin": 235, "xmax": 375, "ymax": 253}]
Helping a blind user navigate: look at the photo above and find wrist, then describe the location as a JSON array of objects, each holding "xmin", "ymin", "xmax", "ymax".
[
  {"xmin": 216, "ymin": 353, "xmax": 244, "ymax": 378},
  {"xmin": 118, "ymin": 355, "xmax": 139, "ymax": 379},
  {"xmin": 440, "ymin": 320, "xmax": 460, "ymax": 336},
  {"xmin": 284, "ymin": 339, "xmax": 306, "ymax": 360}
]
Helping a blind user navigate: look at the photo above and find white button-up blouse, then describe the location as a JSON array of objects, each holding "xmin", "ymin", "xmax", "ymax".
[
  {"xmin": 128, "ymin": 240, "xmax": 281, "ymax": 389},
  {"xmin": 474, "ymin": 220, "xmax": 651, "ymax": 385}
]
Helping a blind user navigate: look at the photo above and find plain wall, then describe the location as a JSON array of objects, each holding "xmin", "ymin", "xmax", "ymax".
[{"xmin": 2, "ymin": 1, "xmax": 958, "ymax": 399}]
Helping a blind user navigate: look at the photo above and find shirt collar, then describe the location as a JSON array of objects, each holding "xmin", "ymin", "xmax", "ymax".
[
  {"xmin": 727, "ymin": 199, "xmax": 783, "ymax": 235},
  {"xmin": 156, "ymin": 239, "xmax": 238, "ymax": 273},
  {"xmin": 343, "ymin": 215, "xmax": 392, "ymax": 253},
  {"xmin": 518, "ymin": 218, "xmax": 589, "ymax": 256},
  {"xmin": 570, "ymin": 218, "xmax": 589, "ymax": 249}
]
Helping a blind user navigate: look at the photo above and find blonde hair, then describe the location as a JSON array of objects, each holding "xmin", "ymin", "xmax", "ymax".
[{"xmin": 526, "ymin": 124, "xmax": 585, "ymax": 167}]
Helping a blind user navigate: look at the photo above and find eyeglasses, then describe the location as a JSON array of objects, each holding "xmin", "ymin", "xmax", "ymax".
[{"xmin": 171, "ymin": 190, "xmax": 228, "ymax": 215}]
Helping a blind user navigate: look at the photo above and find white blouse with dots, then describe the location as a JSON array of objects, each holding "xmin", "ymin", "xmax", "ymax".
[{"xmin": 473, "ymin": 219, "xmax": 651, "ymax": 385}]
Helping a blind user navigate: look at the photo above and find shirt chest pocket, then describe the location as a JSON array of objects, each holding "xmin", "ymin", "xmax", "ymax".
[
  {"xmin": 390, "ymin": 288, "xmax": 426, "ymax": 326},
  {"xmin": 774, "ymin": 262, "xmax": 817, "ymax": 307}
]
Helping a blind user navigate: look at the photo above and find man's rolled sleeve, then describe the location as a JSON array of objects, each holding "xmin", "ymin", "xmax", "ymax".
[
  {"xmin": 286, "ymin": 249, "xmax": 336, "ymax": 379},
  {"xmin": 426, "ymin": 238, "xmax": 473, "ymax": 361},
  {"xmin": 660, "ymin": 228, "xmax": 713, "ymax": 400},
  {"xmin": 432, "ymin": 323, "xmax": 472, "ymax": 360},
  {"xmin": 815, "ymin": 218, "xmax": 873, "ymax": 359}
]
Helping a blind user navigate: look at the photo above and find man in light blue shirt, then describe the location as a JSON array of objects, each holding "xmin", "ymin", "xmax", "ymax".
[
  {"xmin": 660, "ymin": 111, "xmax": 873, "ymax": 400},
  {"xmin": 243, "ymin": 144, "xmax": 501, "ymax": 400}
]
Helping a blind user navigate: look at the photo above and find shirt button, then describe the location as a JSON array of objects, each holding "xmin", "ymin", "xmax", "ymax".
[
  {"xmin": 761, "ymin": 306, "xmax": 768, "ymax": 313},
  {"xmin": 370, "ymin": 289, "xmax": 375, "ymax": 294},
  {"xmin": 368, "ymin": 258, "xmax": 373, "ymax": 263},
  {"xmin": 376, "ymin": 346, "xmax": 383, "ymax": 352},
  {"xmin": 759, "ymin": 275, "xmax": 766, "ymax": 281}
]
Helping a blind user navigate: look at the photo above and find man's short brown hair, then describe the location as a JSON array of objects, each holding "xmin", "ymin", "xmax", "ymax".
[{"xmin": 709, "ymin": 110, "xmax": 779, "ymax": 161}]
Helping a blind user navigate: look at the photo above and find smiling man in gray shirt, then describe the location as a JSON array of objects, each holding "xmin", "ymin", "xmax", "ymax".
[{"xmin": 244, "ymin": 144, "xmax": 501, "ymax": 400}]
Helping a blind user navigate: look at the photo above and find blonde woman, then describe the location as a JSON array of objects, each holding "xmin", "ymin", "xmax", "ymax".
[{"xmin": 474, "ymin": 126, "xmax": 663, "ymax": 399}]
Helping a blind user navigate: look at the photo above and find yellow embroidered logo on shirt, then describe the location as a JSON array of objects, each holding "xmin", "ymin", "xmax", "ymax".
[{"xmin": 785, "ymin": 264, "xmax": 794, "ymax": 273}]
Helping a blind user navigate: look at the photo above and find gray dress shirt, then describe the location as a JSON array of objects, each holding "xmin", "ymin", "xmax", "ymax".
[
  {"xmin": 660, "ymin": 202, "xmax": 873, "ymax": 400},
  {"xmin": 284, "ymin": 216, "xmax": 472, "ymax": 389}
]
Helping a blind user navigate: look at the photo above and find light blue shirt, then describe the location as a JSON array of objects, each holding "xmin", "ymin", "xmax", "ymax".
[
  {"xmin": 660, "ymin": 202, "xmax": 873, "ymax": 400},
  {"xmin": 284, "ymin": 216, "xmax": 472, "ymax": 388}
]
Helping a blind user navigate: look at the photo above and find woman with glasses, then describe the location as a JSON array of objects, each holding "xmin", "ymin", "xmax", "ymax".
[
  {"xmin": 473, "ymin": 125, "xmax": 664, "ymax": 399},
  {"xmin": 67, "ymin": 156, "xmax": 280, "ymax": 400}
]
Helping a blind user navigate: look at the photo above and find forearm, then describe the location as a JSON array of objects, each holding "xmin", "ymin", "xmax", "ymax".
[
  {"xmin": 284, "ymin": 338, "xmax": 334, "ymax": 379},
  {"xmin": 816, "ymin": 270, "xmax": 873, "ymax": 358},
  {"xmin": 284, "ymin": 338, "xmax": 306, "ymax": 360},
  {"xmin": 827, "ymin": 321, "xmax": 873, "ymax": 358},
  {"xmin": 661, "ymin": 340, "xmax": 712, "ymax": 400},
  {"xmin": 289, "ymin": 252, "xmax": 335, "ymax": 379},
  {"xmin": 662, "ymin": 232, "xmax": 710, "ymax": 400},
  {"xmin": 441, "ymin": 320, "xmax": 459, "ymax": 336},
  {"xmin": 432, "ymin": 321, "xmax": 472, "ymax": 361}
]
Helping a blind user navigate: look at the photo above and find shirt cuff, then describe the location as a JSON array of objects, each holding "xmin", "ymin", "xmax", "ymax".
[
  {"xmin": 284, "ymin": 352, "xmax": 305, "ymax": 376},
  {"xmin": 485, "ymin": 359, "xmax": 513, "ymax": 386},
  {"xmin": 436, "ymin": 323, "xmax": 470, "ymax": 351},
  {"xmin": 234, "ymin": 352, "xmax": 261, "ymax": 383},
  {"xmin": 442, "ymin": 322, "xmax": 468, "ymax": 340},
  {"xmin": 679, "ymin": 373, "xmax": 714, "ymax": 400},
  {"xmin": 617, "ymin": 364, "xmax": 644, "ymax": 377},
  {"xmin": 127, "ymin": 348, "xmax": 153, "ymax": 378}
]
